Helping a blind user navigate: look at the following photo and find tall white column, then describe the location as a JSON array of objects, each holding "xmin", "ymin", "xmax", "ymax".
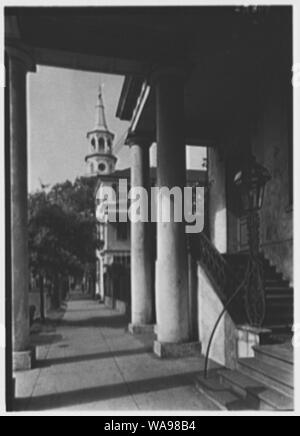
[
  {"xmin": 6, "ymin": 40, "xmax": 36, "ymax": 370},
  {"xmin": 153, "ymin": 67, "xmax": 201, "ymax": 357},
  {"xmin": 128, "ymin": 136, "xmax": 154, "ymax": 334}
]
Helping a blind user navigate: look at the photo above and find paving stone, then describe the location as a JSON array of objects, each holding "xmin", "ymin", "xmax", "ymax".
[{"xmin": 14, "ymin": 296, "xmax": 216, "ymax": 412}]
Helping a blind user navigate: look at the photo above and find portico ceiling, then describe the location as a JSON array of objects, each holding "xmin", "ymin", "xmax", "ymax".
[
  {"xmin": 9, "ymin": 7, "xmax": 253, "ymax": 70},
  {"xmin": 6, "ymin": 6, "xmax": 292, "ymax": 145}
]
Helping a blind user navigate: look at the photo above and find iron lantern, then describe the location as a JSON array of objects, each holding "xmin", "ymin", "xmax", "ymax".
[{"xmin": 234, "ymin": 156, "xmax": 271, "ymax": 213}]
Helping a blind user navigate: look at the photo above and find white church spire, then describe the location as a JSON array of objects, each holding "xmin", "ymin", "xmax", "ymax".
[
  {"xmin": 85, "ymin": 85, "xmax": 117, "ymax": 177},
  {"xmin": 94, "ymin": 84, "xmax": 108, "ymax": 130}
]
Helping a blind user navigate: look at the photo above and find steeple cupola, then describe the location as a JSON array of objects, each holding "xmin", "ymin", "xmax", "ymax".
[{"xmin": 85, "ymin": 85, "xmax": 117, "ymax": 176}]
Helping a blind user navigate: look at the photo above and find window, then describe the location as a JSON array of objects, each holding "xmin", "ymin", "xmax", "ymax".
[{"xmin": 117, "ymin": 223, "xmax": 129, "ymax": 241}]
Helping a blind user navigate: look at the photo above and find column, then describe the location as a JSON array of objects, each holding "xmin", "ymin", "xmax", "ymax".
[
  {"xmin": 6, "ymin": 40, "xmax": 36, "ymax": 370},
  {"xmin": 99, "ymin": 256, "xmax": 105, "ymax": 302},
  {"xmin": 153, "ymin": 67, "xmax": 201, "ymax": 357},
  {"xmin": 188, "ymin": 251, "xmax": 199, "ymax": 341},
  {"xmin": 95, "ymin": 257, "xmax": 100, "ymax": 298},
  {"xmin": 128, "ymin": 136, "xmax": 154, "ymax": 334}
]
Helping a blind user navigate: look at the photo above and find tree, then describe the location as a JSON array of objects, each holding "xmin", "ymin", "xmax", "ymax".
[{"xmin": 28, "ymin": 176, "xmax": 98, "ymax": 316}]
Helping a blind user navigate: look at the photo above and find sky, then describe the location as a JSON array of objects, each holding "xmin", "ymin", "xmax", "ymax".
[
  {"xmin": 28, "ymin": 66, "xmax": 131, "ymax": 192},
  {"xmin": 28, "ymin": 66, "xmax": 206, "ymax": 193}
]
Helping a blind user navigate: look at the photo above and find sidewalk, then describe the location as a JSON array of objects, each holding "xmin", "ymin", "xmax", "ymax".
[{"xmin": 14, "ymin": 295, "xmax": 217, "ymax": 412}]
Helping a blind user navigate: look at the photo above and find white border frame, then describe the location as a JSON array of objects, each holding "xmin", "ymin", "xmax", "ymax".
[{"xmin": 0, "ymin": 0, "xmax": 299, "ymax": 417}]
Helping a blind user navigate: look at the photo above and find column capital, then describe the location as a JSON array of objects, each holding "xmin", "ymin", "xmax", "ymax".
[
  {"xmin": 5, "ymin": 38, "xmax": 36, "ymax": 73},
  {"xmin": 126, "ymin": 132, "xmax": 153, "ymax": 148}
]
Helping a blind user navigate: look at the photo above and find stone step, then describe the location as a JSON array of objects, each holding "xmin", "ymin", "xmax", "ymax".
[
  {"xmin": 264, "ymin": 273, "xmax": 284, "ymax": 281},
  {"xmin": 238, "ymin": 358, "xmax": 294, "ymax": 397},
  {"xmin": 264, "ymin": 316, "xmax": 294, "ymax": 327},
  {"xmin": 265, "ymin": 309, "xmax": 294, "ymax": 320},
  {"xmin": 265, "ymin": 293, "xmax": 293, "ymax": 300},
  {"xmin": 218, "ymin": 370, "xmax": 294, "ymax": 411},
  {"xmin": 253, "ymin": 345, "xmax": 294, "ymax": 373},
  {"xmin": 265, "ymin": 279, "xmax": 290, "ymax": 287},
  {"xmin": 263, "ymin": 323, "xmax": 293, "ymax": 333},
  {"xmin": 267, "ymin": 333, "xmax": 293, "ymax": 346},
  {"xmin": 265, "ymin": 286, "xmax": 293, "ymax": 294},
  {"xmin": 195, "ymin": 374, "xmax": 254, "ymax": 411},
  {"xmin": 266, "ymin": 289, "xmax": 293, "ymax": 297},
  {"xmin": 265, "ymin": 301, "xmax": 294, "ymax": 310}
]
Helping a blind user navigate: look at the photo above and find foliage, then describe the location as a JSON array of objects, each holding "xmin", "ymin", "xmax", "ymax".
[{"xmin": 28, "ymin": 176, "xmax": 98, "ymax": 284}]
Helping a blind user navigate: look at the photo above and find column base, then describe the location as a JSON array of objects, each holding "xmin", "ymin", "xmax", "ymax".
[
  {"xmin": 154, "ymin": 341, "xmax": 202, "ymax": 359},
  {"xmin": 104, "ymin": 296, "xmax": 114, "ymax": 309},
  {"xmin": 129, "ymin": 324, "xmax": 155, "ymax": 335},
  {"xmin": 13, "ymin": 348, "xmax": 35, "ymax": 371},
  {"xmin": 116, "ymin": 299, "xmax": 128, "ymax": 315}
]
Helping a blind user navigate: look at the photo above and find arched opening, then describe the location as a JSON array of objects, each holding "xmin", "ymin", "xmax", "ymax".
[
  {"xmin": 98, "ymin": 137, "xmax": 105, "ymax": 150},
  {"xmin": 107, "ymin": 138, "xmax": 112, "ymax": 151}
]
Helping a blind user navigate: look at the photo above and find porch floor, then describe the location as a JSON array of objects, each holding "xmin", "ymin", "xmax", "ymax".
[{"xmin": 14, "ymin": 294, "xmax": 217, "ymax": 412}]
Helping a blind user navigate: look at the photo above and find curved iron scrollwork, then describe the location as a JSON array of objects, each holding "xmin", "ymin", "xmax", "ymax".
[
  {"xmin": 193, "ymin": 231, "xmax": 265, "ymax": 378},
  {"xmin": 203, "ymin": 274, "xmax": 249, "ymax": 379},
  {"xmin": 192, "ymin": 233, "xmax": 246, "ymax": 378},
  {"xmin": 192, "ymin": 232, "xmax": 232, "ymax": 298}
]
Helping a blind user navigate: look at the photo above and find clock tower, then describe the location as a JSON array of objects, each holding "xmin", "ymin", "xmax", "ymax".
[{"xmin": 85, "ymin": 85, "xmax": 117, "ymax": 176}]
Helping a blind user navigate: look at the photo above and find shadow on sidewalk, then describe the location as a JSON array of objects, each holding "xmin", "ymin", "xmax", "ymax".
[
  {"xmin": 31, "ymin": 334, "xmax": 64, "ymax": 347},
  {"xmin": 36, "ymin": 346, "xmax": 153, "ymax": 368},
  {"xmin": 68, "ymin": 292, "xmax": 95, "ymax": 302},
  {"xmin": 58, "ymin": 313, "xmax": 129, "ymax": 329},
  {"xmin": 15, "ymin": 370, "xmax": 202, "ymax": 411}
]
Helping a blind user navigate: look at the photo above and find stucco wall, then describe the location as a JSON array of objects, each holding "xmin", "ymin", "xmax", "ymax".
[
  {"xmin": 197, "ymin": 264, "xmax": 237, "ymax": 369},
  {"xmin": 252, "ymin": 70, "xmax": 293, "ymax": 283},
  {"xmin": 219, "ymin": 68, "xmax": 293, "ymax": 284}
]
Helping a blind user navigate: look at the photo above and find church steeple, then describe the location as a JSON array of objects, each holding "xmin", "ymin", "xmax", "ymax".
[
  {"xmin": 85, "ymin": 85, "xmax": 117, "ymax": 177},
  {"xmin": 94, "ymin": 85, "xmax": 108, "ymax": 130}
]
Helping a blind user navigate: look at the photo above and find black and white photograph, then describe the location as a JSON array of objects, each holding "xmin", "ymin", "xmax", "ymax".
[{"xmin": 0, "ymin": 0, "xmax": 299, "ymax": 417}]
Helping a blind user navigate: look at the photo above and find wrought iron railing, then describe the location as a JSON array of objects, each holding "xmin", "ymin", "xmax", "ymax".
[
  {"xmin": 195, "ymin": 233, "xmax": 231, "ymax": 297},
  {"xmin": 190, "ymin": 232, "xmax": 247, "ymax": 378},
  {"xmin": 190, "ymin": 232, "xmax": 239, "ymax": 302}
]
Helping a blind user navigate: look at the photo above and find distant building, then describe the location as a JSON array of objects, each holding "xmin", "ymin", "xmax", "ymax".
[{"xmin": 85, "ymin": 88, "xmax": 131, "ymax": 313}]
